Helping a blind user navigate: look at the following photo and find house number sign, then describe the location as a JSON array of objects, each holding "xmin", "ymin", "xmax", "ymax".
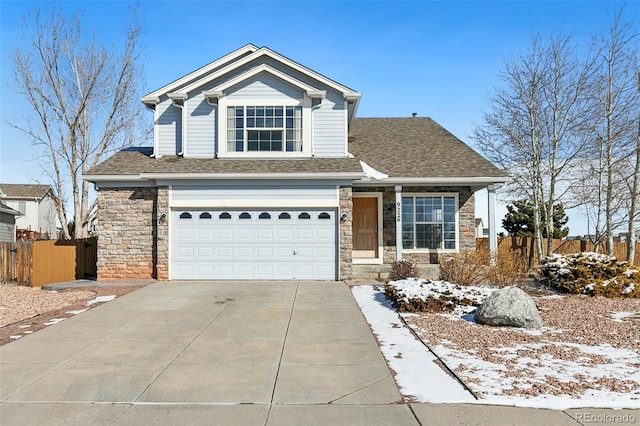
[{"xmin": 396, "ymin": 202, "xmax": 401, "ymax": 223}]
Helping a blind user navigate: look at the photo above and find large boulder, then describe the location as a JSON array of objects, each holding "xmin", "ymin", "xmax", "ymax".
[{"xmin": 474, "ymin": 286, "xmax": 543, "ymax": 329}]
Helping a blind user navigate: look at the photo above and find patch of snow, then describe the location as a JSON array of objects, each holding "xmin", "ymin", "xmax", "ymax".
[
  {"xmin": 66, "ymin": 309, "xmax": 88, "ymax": 315},
  {"xmin": 353, "ymin": 283, "xmax": 640, "ymax": 410},
  {"xmin": 9, "ymin": 335, "xmax": 22, "ymax": 339},
  {"xmin": 536, "ymin": 294, "xmax": 564, "ymax": 300},
  {"xmin": 387, "ymin": 278, "xmax": 495, "ymax": 314},
  {"xmin": 86, "ymin": 295, "xmax": 116, "ymax": 306},
  {"xmin": 611, "ymin": 311, "xmax": 637, "ymax": 323},
  {"xmin": 44, "ymin": 318, "xmax": 66, "ymax": 326},
  {"xmin": 18, "ymin": 324, "xmax": 31, "ymax": 328},
  {"xmin": 351, "ymin": 285, "xmax": 475, "ymax": 403}
]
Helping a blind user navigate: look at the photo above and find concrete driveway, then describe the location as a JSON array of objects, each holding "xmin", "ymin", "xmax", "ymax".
[{"xmin": 1, "ymin": 281, "xmax": 582, "ymax": 425}]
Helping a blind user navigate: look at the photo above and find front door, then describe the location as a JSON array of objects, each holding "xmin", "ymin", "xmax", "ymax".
[{"xmin": 353, "ymin": 197, "xmax": 378, "ymax": 258}]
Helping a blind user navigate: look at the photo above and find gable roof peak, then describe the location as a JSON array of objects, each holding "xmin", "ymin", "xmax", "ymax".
[{"xmin": 0, "ymin": 183, "xmax": 54, "ymax": 199}]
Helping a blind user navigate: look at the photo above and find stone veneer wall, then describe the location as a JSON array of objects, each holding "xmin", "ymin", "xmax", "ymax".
[
  {"xmin": 353, "ymin": 186, "xmax": 476, "ymax": 265},
  {"xmin": 339, "ymin": 186, "xmax": 353, "ymax": 280},
  {"xmin": 97, "ymin": 186, "xmax": 168, "ymax": 280},
  {"xmin": 155, "ymin": 187, "xmax": 169, "ymax": 280}
]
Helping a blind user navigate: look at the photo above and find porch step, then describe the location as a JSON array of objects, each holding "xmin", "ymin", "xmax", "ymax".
[{"xmin": 351, "ymin": 264, "xmax": 440, "ymax": 282}]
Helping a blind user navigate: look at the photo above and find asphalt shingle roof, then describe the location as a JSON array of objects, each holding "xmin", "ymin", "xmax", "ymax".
[
  {"xmin": 85, "ymin": 117, "xmax": 506, "ymax": 181},
  {"xmin": 349, "ymin": 117, "xmax": 507, "ymax": 178},
  {"xmin": 0, "ymin": 184, "xmax": 53, "ymax": 199},
  {"xmin": 85, "ymin": 148, "xmax": 363, "ymax": 176}
]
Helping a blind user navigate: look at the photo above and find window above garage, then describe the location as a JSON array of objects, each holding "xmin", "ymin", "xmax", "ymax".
[
  {"xmin": 227, "ymin": 106, "xmax": 302, "ymax": 153},
  {"xmin": 219, "ymin": 98, "xmax": 312, "ymax": 158}
]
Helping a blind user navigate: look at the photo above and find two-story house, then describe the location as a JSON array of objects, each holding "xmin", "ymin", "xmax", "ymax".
[
  {"xmin": 0, "ymin": 184, "xmax": 57, "ymax": 239},
  {"xmin": 84, "ymin": 44, "xmax": 508, "ymax": 281}
]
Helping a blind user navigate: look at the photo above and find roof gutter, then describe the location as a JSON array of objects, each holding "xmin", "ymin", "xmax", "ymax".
[
  {"xmin": 83, "ymin": 172, "xmax": 366, "ymax": 182},
  {"xmin": 353, "ymin": 176, "xmax": 510, "ymax": 186},
  {"xmin": 140, "ymin": 172, "xmax": 366, "ymax": 180}
]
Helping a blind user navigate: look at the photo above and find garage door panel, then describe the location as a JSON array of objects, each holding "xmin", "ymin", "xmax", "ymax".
[
  {"xmin": 197, "ymin": 264, "xmax": 214, "ymax": 276},
  {"xmin": 257, "ymin": 264, "xmax": 275, "ymax": 276},
  {"xmin": 237, "ymin": 228, "xmax": 254, "ymax": 239},
  {"xmin": 197, "ymin": 247, "xmax": 214, "ymax": 257},
  {"xmin": 256, "ymin": 246, "xmax": 274, "ymax": 258},
  {"xmin": 215, "ymin": 264, "xmax": 234, "ymax": 277},
  {"xmin": 256, "ymin": 228, "xmax": 273, "ymax": 239},
  {"xmin": 216, "ymin": 246, "xmax": 234, "ymax": 258},
  {"xmin": 236, "ymin": 246, "xmax": 255, "ymax": 258},
  {"xmin": 295, "ymin": 246, "xmax": 313, "ymax": 259},
  {"xmin": 171, "ymin": 209, "xmax": 336, "ymax": 280},
  {"xmin": 216, "ymin": 228, "xmax": 234, "ymax": 240},
  {"xmin": 276, "ymin": 228, "xmax": 294, "ymax": 240},
  {"xmin": 197, "ymin": 228, "xmax": 214, "ymax": 239},
  {"xmin": 176, "ymin": 246, "xmax": 194, "ymax": 258},
  {"xmin": 316, "ymin": 228, "xmax": 334, "ymax": 240},
  {"xmin": 315, "ymin": 246, "xmax": 333, "ymax": 259},
  {"xmin": 177, "ymin": 228, "xmax": 195, "ymax": 240}
]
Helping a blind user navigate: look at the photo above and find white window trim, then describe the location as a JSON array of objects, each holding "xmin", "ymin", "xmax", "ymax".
[
  {"xmin": 401, "ymin": 192, "xmax": 459, "ymax": 253},
  {"xmin": 352, "ymin": 192, "xmax": 384, "ymax": 265},
  {"xmin": 217, "ymin": 96, "xmax": 312, "ymax": 158}
]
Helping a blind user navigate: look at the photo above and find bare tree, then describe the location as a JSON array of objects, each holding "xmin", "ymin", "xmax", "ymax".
[
  {"xmin": 627, "ymin": 70, "xmax": 640, "ymax": 263},
  {"xmin": 473, "ymin": 34, "xmax": 591, "ymax": 260},
  {"xmin": 9, "ymin": 5, "xmax": 146, "ymax": 238},
  {"xmin": 577, "ymin": 8, "xmax": 639, "ymax": 255}
]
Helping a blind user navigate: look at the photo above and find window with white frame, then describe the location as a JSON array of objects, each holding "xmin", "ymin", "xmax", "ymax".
[
  {"xmin": 5, "ymin": 200, "xmax": 26, "ymax": 215},
  {"xmin": 402, "ymin": 195, "xmax": 457, "ymax": 250},
  {"xmin": 227, "ymin": 106, "xmax": 302, "ymax": 152}
]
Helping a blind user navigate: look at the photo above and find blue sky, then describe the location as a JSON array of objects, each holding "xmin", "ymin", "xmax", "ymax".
[{"xmin": 1, "ymin": 0, "xmax": 637, "ymax": 235}]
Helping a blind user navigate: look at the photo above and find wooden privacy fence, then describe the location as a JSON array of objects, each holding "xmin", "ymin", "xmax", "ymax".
[
  {"xmin": 0, "ymin": 237, "xmax": 97, "ymax": 287},
  {"xmin": 477, "ymin": 237, "xmax": 640, "ymax": 267}
]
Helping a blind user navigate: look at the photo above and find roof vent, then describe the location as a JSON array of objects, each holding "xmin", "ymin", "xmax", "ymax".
[{"xmin": 412, "ymin": 112, "xmax": 417, "ymax": 118}]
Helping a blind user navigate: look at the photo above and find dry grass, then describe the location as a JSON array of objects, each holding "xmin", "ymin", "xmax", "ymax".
[{"xmin": 439, "ymin": 249, "xmax": 530, "ymax": 287}]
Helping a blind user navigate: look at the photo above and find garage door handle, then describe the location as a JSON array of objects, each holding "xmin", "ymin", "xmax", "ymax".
[{"xmin": 293, "ymin": 250, "xmax": 298, "ymax": 256}]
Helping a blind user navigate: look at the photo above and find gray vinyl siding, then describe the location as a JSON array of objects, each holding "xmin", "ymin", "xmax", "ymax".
[
  {"xmin": 0, "ymin": 213, "xmax": 15, "ymax": 241},
  {"xmin": 225, "ymin": 72, "xmax": 304, "ymax": 100},
  {"xmin": 313, "ymin": 90, "xmax": 346, "ymax": 157},
  {"xmin": 185, "ymin": 92, "xmax": 216, "ymax": 158},
  {"xmin": 171, "ymin": 181, "xmax": 338, "ymax": 206},
  {"xmin": 158, "ymin": 57, "xmax": 350, "ymax": 159},
  {"xmin": 156, "ymin": 99, "xmax": 182, "ymax": 156}
]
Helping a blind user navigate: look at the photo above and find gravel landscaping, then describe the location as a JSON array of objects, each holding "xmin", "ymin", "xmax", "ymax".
[
  {"xmin": 0, "ymin": 284, "xmax": 144, "ymax": 345},
  {"xmin": 403, "ymin": 293, "xmax": 640, "ymax": 399}
]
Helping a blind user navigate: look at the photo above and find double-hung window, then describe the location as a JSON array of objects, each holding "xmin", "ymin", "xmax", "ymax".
[
  {"xmin": 227, "ymin": 106, "xmax": 302, "ymax": 152},
  {"xmin": 402, "ymin": 195, "xmax": 457, "ymax": 250}
]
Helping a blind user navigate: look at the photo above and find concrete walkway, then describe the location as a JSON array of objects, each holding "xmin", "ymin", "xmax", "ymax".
[{"xmin": 0, "ymin": 281, "xmax": 624, "ymax": 425}]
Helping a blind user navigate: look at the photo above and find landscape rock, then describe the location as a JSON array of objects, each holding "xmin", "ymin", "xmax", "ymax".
[{"xmin": 474, "ymin": 286, "xmax": 543, "ymax": 329}]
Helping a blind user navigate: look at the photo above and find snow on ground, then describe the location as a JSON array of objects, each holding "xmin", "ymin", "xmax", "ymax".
[
  {"xmin": 352, "ymin": 282, "xmax": 640, "ymax": 410},
  {"xmin": 86, "ymin": 295, "xmax": 116, "ymax": 305},
  {"xmin": 388, "ymin": 278, "xmax": 494, "ymax": 315},
  {"xmin": 611, "ymin": 311, "xmax": 638, "ymax": 322},
  {"xmin": 351, "ymin": 284, "xmax": 474, "ymax": 403}
]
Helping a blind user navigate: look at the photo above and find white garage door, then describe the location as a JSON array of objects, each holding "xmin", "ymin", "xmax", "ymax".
[{"xmin": 171, "ymin": 209, "xmax": 337, "ymax": 280}]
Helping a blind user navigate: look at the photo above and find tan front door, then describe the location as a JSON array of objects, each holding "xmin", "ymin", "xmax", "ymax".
[{"xmin": 353, "ymin": 197, "xmax": 378, "ymax": 258}]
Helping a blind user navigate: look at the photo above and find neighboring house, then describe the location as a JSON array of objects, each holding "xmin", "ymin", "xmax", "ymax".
[
  {"xmin": 0, "ymin": 184, "xmax": 57, "ymax": 239},
  {"xmin": 84, "ymin": 44, "xmax": 508, "ymax": 281},
  {"xmin": 0, "ymin": 203, "xmax": 22, "ymax": 242}
]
